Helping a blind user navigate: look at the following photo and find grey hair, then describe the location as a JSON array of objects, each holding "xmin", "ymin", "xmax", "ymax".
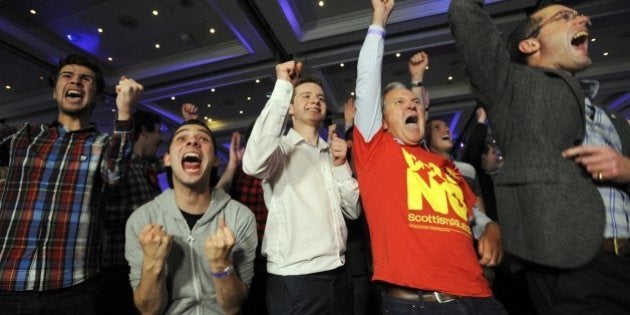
[{"xmin": 381, "ymin": 81, "xmax": 408, "ymax": 110}]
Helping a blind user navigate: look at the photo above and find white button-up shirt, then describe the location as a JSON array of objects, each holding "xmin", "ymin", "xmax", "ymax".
[{"xmin": 243, "ymin": 79, "xmax": 360, "ymax": 276}]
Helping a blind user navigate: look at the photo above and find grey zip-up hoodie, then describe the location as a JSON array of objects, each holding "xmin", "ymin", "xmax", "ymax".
[{"xmin": 125, "ymin": 188, "xmax": 257, "ymax": 314}]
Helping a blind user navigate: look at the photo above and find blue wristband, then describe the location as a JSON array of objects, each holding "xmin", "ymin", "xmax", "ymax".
[{"xmin": 211, "ymin": 265, "xmax": 235, "ymax": 278}]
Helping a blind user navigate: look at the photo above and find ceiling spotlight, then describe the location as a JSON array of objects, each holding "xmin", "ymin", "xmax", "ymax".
[
  {"xmin": 204, "ymin": 116, "xmax": 209, "ymax": 120},
  {"xmin": 426, "ymin": 66, "xmax": 429, "ymax": 70},
  {"xmin": 350, "ymin": 92, "xmax": 355, "ymax": 96},
  {"xmin": 255, "ymin": 79, "xmax": 260, "ymax": 84},
  {"xmin": 211, "ymin": 88, "xmax": 216, "ymax": 92},
  {"xmin": 97, "ymin": 28, "xmax": 103, "ymax": 33},
  {"xmin": 171, "ymin": 96, "xmax": 176, "ymax": 100},
  {"xmin": 5, "ymin": 85, "xmax": 11, "ymax": 90},
  {"xmin": 590, "ymin": 38, "xmax": 596, "ymax": 42},
  {"xmin": 603, "ymin": 52, "xmax": 609, "ymax": 56},
  {"xmin": 155, "ymin": 43, "xmax": 160, "ymax": 49},
  {"xmin": 209, "ymin": 28, "xmax": 216, "ymax": 34},
  {"xmin": 207, "ymin": 104, "xmax": 211, "ymax": 108},
  {"xmin": 39, "ymin": 76, "xmax": 44, "ymax": 80},
  {"xmin": 318, "ymin": 1, "xmax": 325, "ymax": 7},
  {"xmin": 247, "ymin": 96, "xmax": 251, "ymax": 101},
  {"xmin": 29, "ymin": 9, "xmax": 37, "ymax": 15},
  {"xmin": 239, "ymin": 110, "xmax": 244, "ymax": 114},
  {"xmin": 107, "ymin": 57, "xmax": 113, "ymax": 61},
  {"xmin": 152, "ymin": 10, "xmax": 159, "ymax": 16},
  {"xmin": 66, "ymin": 34, "xmax": 74, "ymax": 41},
  {"xmin": 395, "ymin": 52, "xmax": 401, "ymax": 58},
  {"xmin": 340, "ymin": 63, "xmax": 345, "ymax": 67},
  {"xmin": 447, "ymin": 76, "xmax": 453, "ymax": 81}
]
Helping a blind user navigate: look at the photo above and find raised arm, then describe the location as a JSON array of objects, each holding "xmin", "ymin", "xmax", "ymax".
[
  {"xmin": 448, "ymin": 0, "xmax": 513, "ymax": 108},
  {"xmin": 131, "ymin": 224, "xmax": 172, "ymax": 315},
  {"xmin": 101, "ymin": 76, "xmax": 143, "ymax": 185},
  {"xmin": 204, "ymin": 217, "xmax": 249, "ymax": 315},
  {"xmin": 328, "ymin": 125, "xmax": 361, "ymax": 219},
  {"xmin": 355, "ymin": 0, "xmax": 395, "ymax": 142},
  {"xmin": 216, "ymin": 132, "xmax": 244, "ymax": 191},
  {"xmin": 408, "ymin": 51, "xmax": 430, "ymax": 114},
  {"xmin": 242, "ymin": 61, "xmax": 300, "ymax": 179}
]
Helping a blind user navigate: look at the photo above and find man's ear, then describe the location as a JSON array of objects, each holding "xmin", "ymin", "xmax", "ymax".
[
  {"xmin": 519, "ymin": 38, "xmax": 540, "ymax": 55},
  {"xmin": 382, "ymin": 118, "xmax": 389, "ymax": 131},
  {"xmin": 212, "ymin": 155, "xmax": 220, "ymax": 167},
  {"xmin": 288, "ymin": 102, "xmax": 295, "ymax": 116},
  {"xmin": 163, "ymin": 152, "xmax": 171, "ymax": 167}
]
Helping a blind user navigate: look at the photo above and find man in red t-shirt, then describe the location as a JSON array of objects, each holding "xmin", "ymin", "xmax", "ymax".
[{"xmin": 352, "ymin": 1, "xmax": 506, "ymax": 313}]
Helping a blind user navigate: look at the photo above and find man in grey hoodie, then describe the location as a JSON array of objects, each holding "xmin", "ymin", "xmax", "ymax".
[{"xmin": 125, "ymin": 120, "xmax": 257, "ymax": 315}]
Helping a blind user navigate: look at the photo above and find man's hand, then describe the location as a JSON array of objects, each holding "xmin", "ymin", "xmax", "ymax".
[
  {"xmin": 181, "ymin": 103, "xmax": 199, "ymax": 121},
  {"xmin": 138, "ymin": 224, "xmax": 172, "ymax": 273},
  {"xmin": 115, "ymin": 76, "xmax": 143, "ymax": 121},
  {"xmin": 204, "ymin": 217, "xmax": 236, "ymax": 271},
  {"xmin": 329, "ymin": 124, "xmax": 348, "ymax": 167},
  {"xmin": 477, "ymin": 222, "xmax": 503, "ymax": 267},
  {"xmin": 276, "ymin": 60, "xmax": 303, "ymax": 85},
  {"xmin": 562, "ymin": 145, "xmax": 630, "ymax": 183},
  {"xmin": 344, "ymin": 98, "xmax": 356, "ymax": 126},
  {"xmin": 475, "ymin": 107, "xmax": 487, "ymax": 124},
  {"xmin": 408, "ymin": 51, "xmax": 429, "ymax": 83},
  {"xmin": 228, "ymin": 131, "xmax": 245, "ymax": 167},
  {"xmin": 371, "ymin": 0, "xmax": 395, "ymax": 27}
]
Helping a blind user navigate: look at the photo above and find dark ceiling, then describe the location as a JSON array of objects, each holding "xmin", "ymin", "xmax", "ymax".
[{"xmin": 1, "ymin": 0, "xmax": 629, "ymax": 162}]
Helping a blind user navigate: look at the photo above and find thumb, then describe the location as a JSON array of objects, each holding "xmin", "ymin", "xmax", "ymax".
[
  {"xmin": 218, "ymin": 216, "xmax": 226, "ymax": 230},
  {"xmin": 328, "ymin": 124, "xmax": 337, "ymax": 143}
]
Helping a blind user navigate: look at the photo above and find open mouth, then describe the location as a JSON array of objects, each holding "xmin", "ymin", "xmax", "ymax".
[
  {"xmin": 571, "ymin": 31, "xmax": 589, "ymax": 48},
  {"xmin": 441, "ymin": 134, "xmax": 451, "ymax": 141},
  {"xmin": 65, "ymin": 90, "xmax": 83, "ymax": 100},
  {"xmin": 405, "ymin": 116, "xmax": 418, "ymax": 125},
  {"xmin": 182, "ymin": 152, "xmax": 201, "ymax": 171}
]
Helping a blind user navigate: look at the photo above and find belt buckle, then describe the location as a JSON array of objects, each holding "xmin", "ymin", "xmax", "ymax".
[{"xmin": 433, "ymin": 292, "xmax": 455, "ymax": 304}]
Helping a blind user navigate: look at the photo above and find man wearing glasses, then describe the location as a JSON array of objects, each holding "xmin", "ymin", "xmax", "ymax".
[{"xmin": 449, "ymin": 0, "xmax": 630, "ymax": 314}]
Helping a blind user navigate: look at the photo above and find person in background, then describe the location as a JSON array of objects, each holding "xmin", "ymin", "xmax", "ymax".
[
  {"xmin": 424, "ymin": 118, "xmax": 502, "ymax": 267},
  {"xmin": 0, "ymin": 54, "xmax": 143, "ymax": 314},
  {"xmin": 102, "ymin": 110, "xmax": 163, "ymax": 314},
  {"xmin": 449, "ymin": 0, "xmax": 630, "ymax": 313},
  {"xmin": 214, "ymin": 123, "xmax": 269, "ymax": 315},
  {"xmin": 243, "ymin": 61, "xmax": 360, "ymax": 314},
  {"xmin": 125, "ymin": 119, "xmax": 257, "ymax": 314},
  {"xmin": 353, "ymin": 1, "xmax": 506, "ymax": 313}
]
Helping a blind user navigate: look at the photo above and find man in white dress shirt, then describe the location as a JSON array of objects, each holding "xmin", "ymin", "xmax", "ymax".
[{"xmin": 243, "ymin": 61, "xmax": 360, "ymax": 314}]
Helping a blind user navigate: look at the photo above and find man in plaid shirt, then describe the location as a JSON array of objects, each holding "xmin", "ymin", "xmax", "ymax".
[{"xmin": 0, "ymin": 54, "xmax": 143, "ymax": 314}]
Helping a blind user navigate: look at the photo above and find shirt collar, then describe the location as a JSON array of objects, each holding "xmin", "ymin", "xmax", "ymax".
[
  {"xmin": 579, "ymin": 79, "xmax": 600, "ymax": 100},
  {"xmin": 286, "ymin": 128, "xmax": 328, "ymax": 151}
]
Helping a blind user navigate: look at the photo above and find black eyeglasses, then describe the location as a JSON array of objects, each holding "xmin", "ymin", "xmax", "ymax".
[{"xmin": 524, "ymin": 10, "xmax": 589, "ymax": 39}]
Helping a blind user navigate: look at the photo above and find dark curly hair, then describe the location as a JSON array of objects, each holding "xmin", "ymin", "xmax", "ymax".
[{"xmin": 48, "ymin": 54, "xmax": 105, "ymax": 95}]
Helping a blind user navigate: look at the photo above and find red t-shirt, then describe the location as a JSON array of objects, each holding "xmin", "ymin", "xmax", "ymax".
[{"xmin": 353, "ymin": 128, "xmax": 491, "ymax": 297}]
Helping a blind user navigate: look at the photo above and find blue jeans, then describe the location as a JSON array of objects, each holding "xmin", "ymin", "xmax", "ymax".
[{"xmin": 381, "ymin": 293, "xmax": 507, "ymax": 315}]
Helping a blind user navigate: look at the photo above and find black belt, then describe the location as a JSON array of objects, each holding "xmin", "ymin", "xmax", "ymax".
[
  {"xmin": 602, "ymin": 238, "xmax": 630, "ymax": 256},
  {"xmin": 383, "ymin": 285, "xmax": 461, "ymax": 304}
]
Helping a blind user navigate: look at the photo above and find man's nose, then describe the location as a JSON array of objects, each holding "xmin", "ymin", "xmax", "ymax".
[
  {"xmin": 187, "ymin": 139, "xmax": 199, "ymax": 146},
  {"xmin": 69, "ymin": 74, "xmax": 82, "ymax": 85}
]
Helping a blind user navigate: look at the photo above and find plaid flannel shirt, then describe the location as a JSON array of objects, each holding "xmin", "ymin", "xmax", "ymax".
[{"xmin": 0, "ymin": 121, "xmax": 132, "ymax": 291}]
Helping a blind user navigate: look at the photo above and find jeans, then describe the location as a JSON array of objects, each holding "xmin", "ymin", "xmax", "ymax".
[{"xmin": 381, "ymin": 293, "xmax": 507, "ymax": 315}]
